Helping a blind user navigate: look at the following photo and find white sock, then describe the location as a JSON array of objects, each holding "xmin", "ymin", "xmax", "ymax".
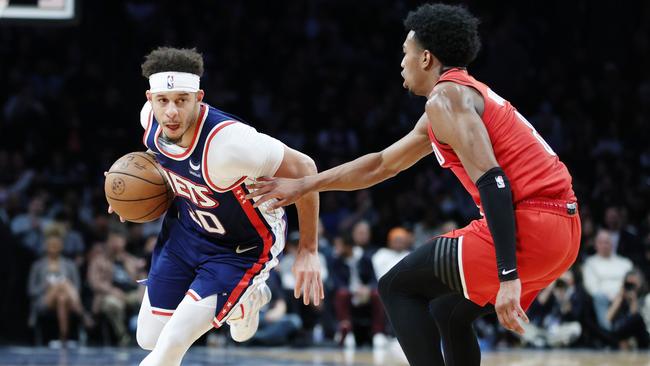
[{"xmin": 139, "ymin": 293, "xmax": 217, "ymax": 366}]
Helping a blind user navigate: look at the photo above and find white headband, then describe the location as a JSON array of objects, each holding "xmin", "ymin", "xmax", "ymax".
[{"xmin": 149, "ymin": 72, "xmax": 200, "ymax": 93}]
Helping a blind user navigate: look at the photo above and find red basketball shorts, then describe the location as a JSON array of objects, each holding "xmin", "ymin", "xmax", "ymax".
[{"xmin": 442, "ymin": 198, "xmax": 581, "ymax": 310}]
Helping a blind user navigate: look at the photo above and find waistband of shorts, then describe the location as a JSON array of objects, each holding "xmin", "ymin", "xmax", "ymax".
[{"xmin": 517, "ymin": 198, "xmax": 578, "ymax": 215}]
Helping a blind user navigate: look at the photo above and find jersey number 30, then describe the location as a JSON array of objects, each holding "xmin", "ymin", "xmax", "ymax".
[
  {"xmin": 188, "ymin": 209, "xmax": 226, "ymax": 235},
  {"xmin": 488, "ymin": 88, "xmax": 557, "ymax": 156}
]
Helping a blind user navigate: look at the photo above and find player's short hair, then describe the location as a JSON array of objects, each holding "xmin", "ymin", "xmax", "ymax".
[
  {"xmin": 141, "ymin": 47, "xmax": 204, "ymax": 78},
  {"xmin": 403, "ymin": 3, "xmax": 481, "ymax": 67}
]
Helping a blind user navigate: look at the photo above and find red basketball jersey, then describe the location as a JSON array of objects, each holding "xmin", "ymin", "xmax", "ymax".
[{"xmin": 427, "ymin": 68, "xmax": 576, "ymax": 209}]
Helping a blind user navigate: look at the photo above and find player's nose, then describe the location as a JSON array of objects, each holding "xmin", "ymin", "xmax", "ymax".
[{"xmin": 165, "ymin": 105, "xmax": 179, "ymax": 119}]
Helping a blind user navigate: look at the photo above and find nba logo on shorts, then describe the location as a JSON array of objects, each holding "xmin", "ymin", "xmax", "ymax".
[{"xmin": 167, "ymin": 75, "xmax": 174, "ymax": 89}]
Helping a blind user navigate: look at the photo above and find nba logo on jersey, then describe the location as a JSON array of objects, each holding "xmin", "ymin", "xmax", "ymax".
[
  {"xmin": 495, "ymin": 175, "xmax": 505, "ymax": 188},
  {"xmin": 167, "ymin": 75, "xmax": 174, "ymax": 89}
]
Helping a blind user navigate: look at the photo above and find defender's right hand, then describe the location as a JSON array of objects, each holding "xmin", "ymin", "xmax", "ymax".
[{"xmin": 495, "ymin": 278, "xmax": 529, "ymax": 335}]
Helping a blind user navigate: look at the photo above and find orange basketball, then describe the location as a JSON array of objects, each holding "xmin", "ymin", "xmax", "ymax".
[{"xmin": 104, "ymin": 152, "xmax": 174, "ymax": 223}]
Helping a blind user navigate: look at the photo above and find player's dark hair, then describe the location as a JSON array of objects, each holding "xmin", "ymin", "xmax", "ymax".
[
  {"xmin": 141, "ymin": 47, "xmax": 204, "ymax": 78},
  {"xmin": 403, "ymin": 3, "xmax": 481, "ymax": 67}
]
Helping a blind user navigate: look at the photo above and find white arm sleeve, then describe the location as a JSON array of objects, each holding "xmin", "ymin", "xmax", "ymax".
[
  {"xmin": 140, "ymin": 102, "xmax": 153, "ymax": 129},
  {"xmin": 206, "ymin": 122, "xmax": 285, "ymax": 189}
]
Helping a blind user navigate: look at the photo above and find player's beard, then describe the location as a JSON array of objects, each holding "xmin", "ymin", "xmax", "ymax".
[
  {"xmin": 162, "ymin": 117, "xmax": 192, "ymax": 145},
  {"xmin": 160, "ymin": 132, "xmax": 181, "ymax": 144}
]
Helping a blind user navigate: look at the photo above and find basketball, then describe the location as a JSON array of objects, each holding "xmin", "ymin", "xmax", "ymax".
[{"xmin": 104, "ymin": 152, "xmax": 174, "ymax": 223}]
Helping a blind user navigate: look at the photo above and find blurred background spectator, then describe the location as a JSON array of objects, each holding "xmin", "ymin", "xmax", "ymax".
[
  {"xmin": 582, "ymin": 229, "xmax": 633, "ymax": 330},
  {"xmin": 607, "ymin": 269, "xmax": 649, "ymax": 350},
  {"xmin": 371, "ymin": 227, "xmax": 413, "ymax": 279},
  {"xmin": 27, "ymin": 227, "xmax": 91, "ymax": 347}
]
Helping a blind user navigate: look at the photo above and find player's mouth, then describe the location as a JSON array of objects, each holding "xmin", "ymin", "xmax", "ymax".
[{"xmin": 165, "ymin": 124, "xmax": 180, "ymax": 132}]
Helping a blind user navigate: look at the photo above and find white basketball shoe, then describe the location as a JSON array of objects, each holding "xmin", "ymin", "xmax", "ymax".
[{"xmin": 227, "ymin": 283, "xmax": 272, "ymax": 342}]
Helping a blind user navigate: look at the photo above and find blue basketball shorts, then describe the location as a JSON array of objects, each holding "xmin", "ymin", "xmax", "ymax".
[{"xmin": 143, "ymin": 217, "xmax": 286, "ymax": 328}]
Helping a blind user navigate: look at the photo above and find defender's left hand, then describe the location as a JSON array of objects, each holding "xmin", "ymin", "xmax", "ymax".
[
  {"xmin": 495, "ymin": 279, "xmax": 529, "ymax": 335},
  {"xmin": 246, "ymin": 177, "xmax": 307, "ymax": 210},
  {"xmin": 292, "ymin": 248, "xmax": 325, "ymax": 306}
]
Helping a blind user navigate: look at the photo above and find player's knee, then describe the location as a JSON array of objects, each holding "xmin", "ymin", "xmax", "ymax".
[
  {"xmin": 136, "ymin": 327, "xmax": 159, "ymax": 351},
  {"xmin": 57, "ymin": 293, "xmax": 71, "ymax": 307},
  {"xmin": 155, "ymin": 331, "xmax": 188, "ymax": 353}
]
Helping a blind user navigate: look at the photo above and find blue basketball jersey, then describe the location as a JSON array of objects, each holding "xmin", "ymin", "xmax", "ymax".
[{"xmin": 141, "ymin": 103, "xmax": 286, "ymax": 249}]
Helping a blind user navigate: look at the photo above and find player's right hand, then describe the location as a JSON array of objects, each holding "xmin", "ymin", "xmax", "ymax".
[{"xmin": 104, "ymin": 171, "xmax": 126, "ymax": 223}]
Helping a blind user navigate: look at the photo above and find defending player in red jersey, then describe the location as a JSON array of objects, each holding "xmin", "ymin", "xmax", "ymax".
[{"xmin": 247, "ymin": 3, "xmax": 580, "ymax": 365}]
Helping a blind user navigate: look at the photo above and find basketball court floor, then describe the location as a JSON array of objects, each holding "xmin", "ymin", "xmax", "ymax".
[{"xmin": 0, "ymin": 346, "xmax": 648, "ymax": 365}]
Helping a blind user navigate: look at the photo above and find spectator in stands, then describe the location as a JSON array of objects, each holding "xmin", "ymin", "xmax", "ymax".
[
  {"xmin": 583, "ymin": 229, "xmax": 633, "ymax": 330},
  {"xmin": 11, "ymin": 195, "xmax": 51, "ymax": 255},
  {"xmin": 607, "ymin": 269, "xmax": 649, "ymax": 349},
  {"xmin": 522, "ymin": 269, "xmax": 587, "ymax": 347},
  {"xmin": 248, "ymin": 269, "xmax": 302, "ymax": 346},
  {"xmin": 604, "ymin": 206, "xmax": 643, "ymax": 264},
  {"xmin": 87, "ymin": 229, "xmax": 144, "ymax": 346},
  {"xmin": 350, "ymin": 220, "xmax": 377, "ymax": 257},
  {"xmin": 51, "ymin": 212, "xmax": 85, "ymax": 265},
  {"xmin": 372, "ymin": 227, "xmax": 413, "ymax": 279},
  {"xmin": 28, "ymin": 228, "xmax": 92, "ymax": 346},
  {"xmin": 278, "ymin": 231, "xmax": 329, "ymax": 342},
  {"xmin": 330, "ymin": 233, "xmax": 384, "ymax": 347}
]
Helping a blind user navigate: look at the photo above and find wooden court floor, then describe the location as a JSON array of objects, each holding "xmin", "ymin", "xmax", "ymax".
[{"xmin": 0, "ymin": 346, "xmax": 649, "ymax": 365}]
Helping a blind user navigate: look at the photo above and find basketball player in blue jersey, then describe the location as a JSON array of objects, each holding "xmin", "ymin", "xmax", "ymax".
[{"xmin": 108, "ymin": 47, "xmax": 324, "ymax": 366}]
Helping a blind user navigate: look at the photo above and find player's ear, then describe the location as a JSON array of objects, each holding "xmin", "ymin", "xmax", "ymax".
[
  {"xmin": 422, "ymin": 50, "xmax": 436, "ymax": 71},
  {"xmin": 146, "ymin": 90, "xmax": 152, "ymax": 101},
  {"xmin": 196, "ymin": 90, "xmax": 205, "ymax": 102}
]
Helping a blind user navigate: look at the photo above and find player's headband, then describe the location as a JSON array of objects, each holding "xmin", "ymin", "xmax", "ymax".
[{"xmin": 149, "ymin": 72, "xmax": 200, "ymax": 93}]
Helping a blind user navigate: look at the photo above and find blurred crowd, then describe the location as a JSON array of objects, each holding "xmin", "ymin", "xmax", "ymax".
[{"xmin": 1, "ymin": 0, "xmax": 649, "ymax": 351}]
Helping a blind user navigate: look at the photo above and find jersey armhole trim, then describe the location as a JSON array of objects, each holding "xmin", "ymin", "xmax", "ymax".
[{"xmin": 202, "ymin": 120, "xmax": 248, "ymax": 192}]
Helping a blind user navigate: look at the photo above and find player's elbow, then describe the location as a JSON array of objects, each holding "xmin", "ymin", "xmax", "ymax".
[
  {"xmin": 276, "ymin": 147, "xmax": 318, "ymax": 178},
  {"xmin": 376, "ymin": 153, "xmax": 400, "ymax": 181},
  {"xmin": 298, "ymin": 153, "xmax": 317, "ymax": 176}
]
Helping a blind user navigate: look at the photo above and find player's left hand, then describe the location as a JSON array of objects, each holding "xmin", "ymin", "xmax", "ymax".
[
  {"xmin": 292, "ymin": 247, "xmax": 325, "ymax": 306},
  {"xmin": 104, "ymin": 171, "xmax": 126, "ymax": 223},
  {"xmin": 495, "ymin": 278, "xmax": 529, "ymax": 335}
]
